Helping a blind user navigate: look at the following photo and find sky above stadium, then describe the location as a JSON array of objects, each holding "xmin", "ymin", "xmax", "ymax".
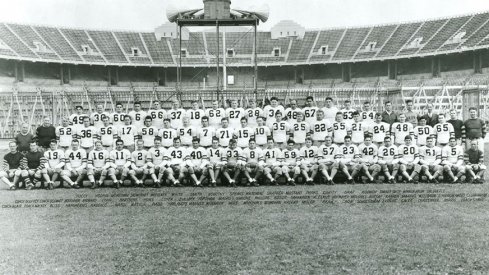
[{"xmin": 1, "ymin": 0, "xmax": 489, "ymax": 31}]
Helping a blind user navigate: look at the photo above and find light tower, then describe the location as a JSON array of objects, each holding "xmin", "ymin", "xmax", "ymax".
[{"xmin": 167, "ymin": 0, "xmax": 269, "ymax": 98}]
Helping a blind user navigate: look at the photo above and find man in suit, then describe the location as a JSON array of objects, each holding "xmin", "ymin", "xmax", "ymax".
[{"xmin": 420, "ymin": 103, "xmax": 439, "ymax": 127}]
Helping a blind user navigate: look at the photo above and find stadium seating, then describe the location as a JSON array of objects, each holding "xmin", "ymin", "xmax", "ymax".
[{"xmin": 0, "ymin": 11, "xmax": 488, "ymax": 66}]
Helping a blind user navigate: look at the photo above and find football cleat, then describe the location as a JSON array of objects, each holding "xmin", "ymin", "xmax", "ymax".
[
  {"xmin": 90, "ymin": 182, "xmax": 97, "ymax": 189},
  {"xmin": 48, "ymin": 182, "xmax": 54, "ymax": 190},
  {"xmin": 9, "ymin": 185, "xmax": 16, "ymax": 191}
]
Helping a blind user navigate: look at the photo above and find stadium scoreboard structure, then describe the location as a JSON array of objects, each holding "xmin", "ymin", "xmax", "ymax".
[{"xmin": 168, "ymin": 0, "xmax": 269, "ymax": 97}]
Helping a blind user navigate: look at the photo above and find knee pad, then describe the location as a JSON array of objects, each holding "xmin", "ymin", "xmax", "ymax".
[{"xmin": 20, "ymin": 170, "xmax": 28, "ymax": 177}]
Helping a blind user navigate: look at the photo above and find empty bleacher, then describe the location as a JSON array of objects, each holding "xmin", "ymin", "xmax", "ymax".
[
  {"xmin": 418, "ymin": 15, "xmax": 471, "ymax": 54},
  {"xmin": 140, "ymin": 33, "xmax": 174, "ymax": 64},
  {"xmin": 287, "ymin": 31, "xmax": 318, "ymax": 62},
  {"xmin": 376, "ymin": 22, "xmax": 421, "ymax": 57},
  {"xmin": 354, "ymin": 25, "xmax": 397, "ymax": 60},
  {"xmin": 439, "ymin": 12, "xmax": 489, "ymax": 52},
  {"xmin": 7, "ymin": 23, "xmax": 60, "ymax": 61},
  {"xmin": 398, "ymin": 19, "xmax": 448, "ymax": 56},
  {"xmin": 86, "ymin": 30, "xmax": 128, "ymax": 63},
  {"xmin": 332, "ymin": 28, "xmax": 370, "ymax": 60},
  {"xmin": 0, "ymin": 23, "xmax": 38, "ymax": 58},
  {"xmin": 34, "ymin": 26, "xmax": 83, "ymax": 62}
]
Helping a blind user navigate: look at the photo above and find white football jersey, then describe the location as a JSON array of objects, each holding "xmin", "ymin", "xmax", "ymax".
[
  {"xmin": 284, "ymin": 108, "xmax": 302, "ymax": 124},
  {"xmin": 186, "ymin": 147, "xmax": 208, "ymax": 167},
  {"xmin": 139, "ymin": 126, "xmax": 159, "ymax": 148},
  {"xmin": 69, "ymin": 114, "xmax": 88, "ymax": 128},
  {"xmin": 268, "ymin": 121, "xmax": 290, "ymax": 143},
  {"xmin": 88, "ymin": 150, "xmax": 110, "ymax": 168},
  {"xmin": 242, "ymin": 147, "xmax": 263, "ymax": 164},
  {"xmin": 282, "ymin": 149, "xmax": 300, "ymax": 166},
  {"xmin": 167, "ymin": 147, "xmax": 187, "ymax": 165},
  {"xmin": 391, "ymin": 122, "xmax": 414, "ymax": 145},
  {"xmin": 44, "ymin": 149, "xmax": 65, "ymax": 168},
  {"xmin": 300, "ymin": 145, "xmax": 319, "ymax": 164},
  {"xmin": 263, "ymin": 105, "xmax": 285, "ymax": 125},
  {"xmin": 226, "ymin": 108, "xmax": 245, "ymax": 129},
  {"xmin": 110, "ymin": 149, "xmax": 131, "ymax": 167},
  {"xmin": 254, "ymin": 126, "xmax": 271, "ymax": 146},
  {"xmin": 177, "ymin": 126, "xmax": 196, "ymax": 146},
  {"xmin": 318, "ymin": 144, "xmax": 339, "ymax": 163},
  {"xmin": 358, "ymin": 143, "xmax": 378, "ymax": 162},
  {"xmin": 216, "ymin": 127, "xmax": 234, "ymax": 147},
  {"xmin": 131, "ymin": 149, "xmax": 149, "ymax": 168},
  {"xmin": 147, "ymin": 109, "xmax": 167, "ymax": 128},
  {"xmin": 97, "ymin": 126, "xmax": 117, "ymax": 147},
  {"xmin": 186, "ymin": 109, "xmax": 206, "ymax": 127},
  {"xmin": 147, "ymin": 147, "xmax": 166, "ymax": 166},
  {"xmin": 341, "ymin": 108, "xmax": 356, "ymax": 124},
  {"xmin": 110, "ymin": 112, "xmax": 126, "ymax": 128},
  {"xmin": 158, "ymin": 128, "xmax": 177, "ymax": 148},
  {"xmin": 205, "ymin": 108, "xmax": 226, "ymax": 128},
  {"xmin": 368, "ymin": 122, "xmax": 391, "ymax": 144},
  {"xmin": 262, "ymin": 148, "xmax": 283, "ymax": 166},
  {"xmin": 434, "ymin": 123, "xmax": 454, "ymax": 144},
  {"xmin": 322, "ymin": 106, "xmax": 339, "ymax": 123},
  {"xmin": 65, "ymin": 149, "xmax": 87, "ymax": 169},
  {"xmin": 291, "ymin": 121, "xmax": 311, "ymax": 144},
  {"xmin": 207, "ymin": 147, "xmax": 223, "ymax": 164},
  {"xmin": 56, "ymin": 126, "xmax": 74, "ymax": 147},
  {"xmin": 197, "ymin": 127, "xmax": 216, "ymax": 147},
  {"xmin": 234, "ymin": 127, "xmax": 254, "ymax": 148},
  {"xmin": 338, "ymin": 144, "xmax": 359, "ymax": 161},
  {"xmin": 442, "ymin": 145, "xmax": 464, "ymax": 164},
  {"xmin": 311, "ymin": 119, "xmax": 332, "ymax": 141},
  {"xmin": 76, "ymin": 126, "xmax": 97, "ymax": 148},
  {"xmin": 361, "ymin": 111, "xmax": 376, "ymax": 126},
  {"xmin": 168, "ymin": 108, "xmax": 185, "ymax": 129},
  {"xmin": 332, "ymin": 121, "xmax": 352, "ymax": 144},
  {"xmin": 90, "ymin": 112, "xmax": 110, "ymax": 128},
  {"xmin": 414, "ymin": 125, "xmax": 434, "ymax": 146},
  {"xmin": 128, "ymin": 110, "xmax": 147, "ymax": 130},
  {"xmin": 117, "ymin": 125, "xmax": 137, "ymax": 146},
  {"xmin": 378, "ymin": 145, "xmax": 398, "ymax": 163},
  {"xmin": 245, "ymin": 107, "xmax": 264, "ymax": 127},
  {"xmin": 419, "ymin": 146, "xmax": 441, "ymax": 164},
  {"xmin": 303, "ymin": 107, "xmax": 319, "ymax": 125},
  {"xmin": 398, "ymin": 144, "xmax": 419, "ymax": 163}
]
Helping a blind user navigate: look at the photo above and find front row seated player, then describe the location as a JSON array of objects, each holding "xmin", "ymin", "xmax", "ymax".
[
  {"xmin": 318, "ymin": 136, "xmax": 340, "ymax": 185},
  {"xmin": 357, "ymin": 135, "xmax": 381, "ymax": 184},
  {"xmin": 220, "ymin": 139, "xmax": 243, "ymax": 187},
  {"xmin": 60, "ymin": 139, "xmax": 85, "ymax": 189},
  {"xmin": 337, "ymin": 135, "xmax": 361, "ymax": 184},
  {"xmin": 464, "ymin": 139, "xmax": 486, "ymax": 183},
  {"xmin": 23, "ymin": 141, "xmax": 45, "ymax": 190},
  {"xmin": 207, "ymin": 137, "xmax": 222, "ymax": 187},
  {"xmin": 166, "ymin": 137, "xmax": 187, "ymax": 187},
  {"xmin": 87, "ymin": 140, "xmax": 111, "ymax": 189},
  {"xmin": 397, "ymin": 135, "xmax": 421, "ymax": 183},
  {"xmin": 282, "ymin": 139, "xmax": 301, "ymax": 186},
  {"xmin": 0, "ymin": 141, "xmax": 26, "ymax": 190},
  {"xmin": 42, "ymin": 139, "xmax": 66, "ymax": 189},
  {"xmin": 263, "ymin": 138, "xmax": 283, "ymax": 185},
  {"xmin": 242, "ymin": 138, "xmax": 263, "ymax": 187},
  {"xmin": 419, "ymin": 136, "xmax": 443, "ymax": 183},
  {"xmin": 185, "ymin": 137, "xmax": 209, "ymax": 187},
  {"xmin": 129, "ymin": 139, "xmax": 150, "ymax": 187},
  {"xmin": 378, "ymin": 136, "xmax": 399, "ymax": 184},
  {"xmin": 442, "ymin": 137, "xmax": 465, "ymax": 183},
  {"xmin": 300, "ymin": 137, "xmax": 318, "ymax": 185},
  {"xmin": 109, "ymin": 139, "xmax": 132, "ymax": 189}
]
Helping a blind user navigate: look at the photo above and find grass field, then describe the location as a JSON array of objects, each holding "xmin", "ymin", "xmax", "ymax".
[{"xmin": 1, "ymin": 141, "xmax": 489, "ymax": 274}]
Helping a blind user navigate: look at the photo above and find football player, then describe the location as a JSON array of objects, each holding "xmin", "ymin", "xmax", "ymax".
[
  {"xmin": 368, "ymin": 113, "xmax": 391, "ymax": 146},
  {"xmin": 128, "ymin": 101, "xmax": 147, "ymax": 130},
  {"xmin": 419, "ymin": 136, "xmax": 443, "ymax": 183},
  {"xmin": 322, "ymin": 97, "xmax": 339, "ymax": 124},
  {"xmin": 311, "ymin": 109, "xmax": 332, "ymax": 146},
  {"xmin": 206, "ymin": 100, "xmax": 226, "ymax": 129},
  {"xmin": 290, "ymin": 112, "xmax": 310, "ymax": 148},
  {"xmin": 304, "ymin": 96, "xmax": 319, "ymax": 125},
  {"xmin": 377, "ymin": 136, "xmax": 399, "ymax": 184},
  {"xmin": 234, "ymin": 117, "xmax": 254, "ymax": 149},
  {"xmin": 332, "ymin": 112, "xmax": 352, "ymax": 145},
  {"xmin": 398, "ymin": 135, "xmax": 421, "ymax": 183},
  {"xmin": 147, "ymin": 137, "xmax": 167, "ymax": 188},
  {"xmin": 442, "ymin": 137, "xmax": 465, "ymax": 183},
  {"xmin": 391, "ymin": 113, "xmax": 414, "ymax": 146},
  {"xmin": 341, "ymin": 100, "xmax": 356, "ymax": 124},
  {"xmin": 76, "ymin": 116, "xmax": 97, "ymax": 152},
  {"xmin": 177, "ymin": 117, "xmax": 196, "ymax": 147},
  {"xmin": 168, "ymin": 99, "xmax": 185, "ymax": 129},
  {"xmin": 357, "ymin": 135, "xmax": 381, "ymax": 183},
  {"xmin": 414, "ymin": 117, "xmax": 434, "ymax": 147},
  {"xmin": 299, "ymin": 137, "xmax": 319, "ymax": 184},
  {"xmin": 118, "ymin": 115, "xmax": 137, "ymax": 152},
  {"xmin": 166, "ymin": 137, "xmax": 187, "ymax": 187},
  {"xmin": 216, "ymin": 118, "xmax": 234, "ymax": 148},
  {"xmin": 220, "ymin": 139, "xmax": 243, "ymax": 187},
  {"xmin": 139, "ymin": 116, "xmax": 159, "ymax": 149},
  {"xmin": 318, "ymin": 136, "xmax": 340, "ymax": 184},
  {"xmin": 185, "ymin": 138, "xmax": 209, "ymax": 187},
  {"xmin": 187, "ymin": 101, "xmax": 206, "ymax": 128},
  {"xmin": 207, "ymin": 137, "xmax": 223, "ymax": 187},
  {"xmin": 61, "ymin": 139, "xmax": 85, "ymax": 188},
  {"xmin": 69, "ymin": 105, "xmax": 88, "ymax": 130},
  {"xmin": 56, "ymin": 117, "xmax": 74, "ymax": 151},
  {"xmin": 263, "ymin": 97, "xmax": 284, "ymax": 125},
  {"xmin": 0, "ymin": 141, "xmax": 24, "ymax": 190},
  {"xmin": 147, "ymin": 101, "xmax": 166, "ymax": 128},
  {"xmin": 90, "ymin": 104, "xmax": 109, "ymax": 128},
  {"xmin": 159, "ymin": 119, "xmax": 178, "ymax": 148},
  {"xmin": 282, "ymin": 139, "xmax": 301, "ymax": 185},
  {"xmin": 110, "ymin": 102, "xmax": 126, "ymax": 128},
  {"xmin": 97, "ymin": 116, "xmax": 117, "ymax": 150},
  {"xmin": 242, "ymin": 138, "xmax": 263, "ymax": 186},
  {"xmin": 464, "ymin": 139, "xmax": 485, "ymax": 183},
  {"xmin": 434, "ymin": 113, "xmax": 455, "ymax": 147},
  {"xmin": 42, "ymin": 140, "xmax": 65, "ymax": 189},
  {"xmin": 108, "ymin": 139, "xmax": 132, "ymax": 189},
  {"xmin": 128, "ymin": 140, "xmax": 150, "ymax": 187},
  {"xmin": 268, "ymin": 112, "xmax": 290, "ymax": 148},
  {"xmin": 361, "ymin": 101, "xmax": 375, "ymax": 126},
  {"xmin": 262, "ymin": 138, "xmax": 284, "ymax": 185},
  {"xmin": 87, "ymin": 140, "xmax": 111, "ymax": 189},
  {"xmin": 226, "ymin": 99, "xmax": 245, "ymax": 129},
  {"xmin": 197, "ymin": 116, "xmax": 216, "ymax": 148},
  {"xmin": 254, "ymin": 116, "xmax": 271, "ymax": 148},
  {"xmin": 245, "ymin": 98, "xmax": 263, "ymax": 127},
  {"xmin": 337, "ymin": 136, "xmax": 361, "ymax": 184},
  {"xmin": 351, "ymin": 111, "xmax": 368, "ymax": 146},
  {"xmin": 284, "ymin": 99, "xmax": 302, "ymax": 125}
]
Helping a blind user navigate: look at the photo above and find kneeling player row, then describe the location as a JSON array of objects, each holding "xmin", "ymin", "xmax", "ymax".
[{"xmin": 2, "ymin": 133, "xmax": 485, "ymax": 190}]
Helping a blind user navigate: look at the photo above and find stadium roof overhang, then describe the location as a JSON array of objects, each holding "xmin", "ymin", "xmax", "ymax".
[{"xmin": 167, "ymin": 6, "xmax": 269, "ymax": 26}]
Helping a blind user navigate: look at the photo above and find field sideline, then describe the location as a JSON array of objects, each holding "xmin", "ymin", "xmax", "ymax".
[{"xmin": 0, "ymin": 141, "xmax": 488, "ymax": 273}]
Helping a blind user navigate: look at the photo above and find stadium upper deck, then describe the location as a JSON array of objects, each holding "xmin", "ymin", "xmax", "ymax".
[{"xmin": 1, "ymin": 11, "xmax": 489, "ymax": 67}]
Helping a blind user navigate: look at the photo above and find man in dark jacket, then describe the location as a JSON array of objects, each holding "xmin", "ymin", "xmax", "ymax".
[
  {"xmin": 381, "ymin": 101, "xmax": 397, "ymax": 125},
  {"xmin": 0, "ymin": 141, "xmax": 23, "ymax": 190},
  {"xmin": 36, "ymin": 117, "xmax": 56, "ymax": 152},
  {"xmin": 420, "ymin": 103, "xmax": 439, "ymax": 127}
]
